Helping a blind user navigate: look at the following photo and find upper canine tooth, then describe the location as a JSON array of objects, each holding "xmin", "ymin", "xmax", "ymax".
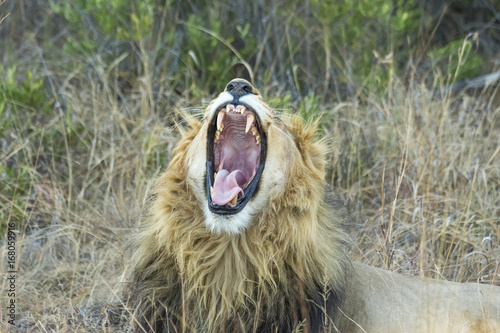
[
  {"xmin": 217, "ymin": 110, "xmax": 225, "ymax": 131},
  {"xmin": 245, "ymin": 114, "xmax": 255, "ymax": 133}
]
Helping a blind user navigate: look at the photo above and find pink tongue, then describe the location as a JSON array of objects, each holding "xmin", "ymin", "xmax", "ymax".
[{"xmin": 212, "ymin": 169, "xmax": 244, "ymax": 206}]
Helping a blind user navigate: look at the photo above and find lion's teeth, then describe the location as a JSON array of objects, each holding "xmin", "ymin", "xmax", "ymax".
[
  {"xmin": 236, "ymin": 105, "xmax": 245, "ymax": 114},
  {"xmin": 217, "ymin": 110, "xmax": 225, "ymax": 131},
  {"xmin": 256, "ymin": 135, "xmax": 261, "ymax": 145},
  {"xmin": 214, "ymin": 130, "xmax": 220, "ymax": 142},
  {"xmin": 226, "ymin": 104, "xmax": 235, "ymax": 112},
  {"xmin": 252, "ymin": 127, "xmax": 258, "ymax": 136},
  {"xmin": 230, "ymin": 194, "xmax": 238, "ymax": 206},
  {"xmin": 245, "ymin": 114, "xmax": 255, "ymax": 133},
  {"xmin": 210, "ymin": 186, "xmax": 214, "ymax": 198}
]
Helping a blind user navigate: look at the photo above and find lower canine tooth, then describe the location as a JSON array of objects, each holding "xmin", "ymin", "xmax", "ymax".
[
  {"xmin": 230, "ymin": 195, "xmax": 238, "ymax": 206},
  {"xmin": 210, "ymin": 186, "xmax": 214, "ymax": 198}
]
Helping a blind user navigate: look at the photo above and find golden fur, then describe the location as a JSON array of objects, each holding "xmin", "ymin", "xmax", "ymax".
[{"xmin": 129, "ymin": 79, "xmax": 500, "ymax": 332}]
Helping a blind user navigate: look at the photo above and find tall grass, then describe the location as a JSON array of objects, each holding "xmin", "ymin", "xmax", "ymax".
[
  {"xmin": 1, "ymin": 0, "xmax": 499, "ymax": 331},
  {"xmin": 328, "ymin": 80, "xmax": 500, "ymax": 284}
]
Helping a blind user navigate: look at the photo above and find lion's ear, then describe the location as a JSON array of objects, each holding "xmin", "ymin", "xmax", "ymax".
[
  {"xmin": 307, "ymin": 137, "xmax": 328, "ymax": 174},
  {"xmin": 289, "ymin": 117, "xmax": 327, "ymax": 174}
]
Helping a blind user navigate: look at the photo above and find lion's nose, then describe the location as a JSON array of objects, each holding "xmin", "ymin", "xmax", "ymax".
[{"xmin": 226, "ymin": 81, "xmax": 254, "ymax": 98}]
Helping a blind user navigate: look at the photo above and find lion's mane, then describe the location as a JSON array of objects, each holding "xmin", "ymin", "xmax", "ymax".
[{"xmin": 129, "ymin": 116, "xmax": 349, "ymax": 332}]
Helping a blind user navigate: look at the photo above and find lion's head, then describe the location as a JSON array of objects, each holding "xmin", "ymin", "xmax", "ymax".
[
  {"xmin": 130, "ymin": 79, "xmax": 347, "ymax": 332},
  {"xmin": 185, "ymin": 78, "xmax": 326, "ymax": 234}
]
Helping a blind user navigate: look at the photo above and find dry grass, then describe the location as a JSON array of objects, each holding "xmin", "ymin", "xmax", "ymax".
[
  {"xmin": 0, "ymin": 44, "xmax": 188, "ymax": 331},
  {"xmin": 326, "ymin": 81, "xmax": 500, "ymax": 284},
  {"xmin": 1, "ymin": 2, "xmax": 499, "ymax": 332}
]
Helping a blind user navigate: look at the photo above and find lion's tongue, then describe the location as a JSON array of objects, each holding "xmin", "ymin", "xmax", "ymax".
[{"xmin": 212, "ymin": 169, "xmax": 245, "ymax": 206}]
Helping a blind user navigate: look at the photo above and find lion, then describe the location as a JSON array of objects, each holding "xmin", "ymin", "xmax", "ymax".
[{"xmin": 129, "ymin": 79, "xmax": 500, "ymax": 332}]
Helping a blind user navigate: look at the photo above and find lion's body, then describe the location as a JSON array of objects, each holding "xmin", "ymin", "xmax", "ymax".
[
  {"xmin": 341, "ymin": 262, "xmax": 500, "ymax": 332},
  {"xmin": 129, "ymin": 80, "xmax": 500, "ymax": 332}
]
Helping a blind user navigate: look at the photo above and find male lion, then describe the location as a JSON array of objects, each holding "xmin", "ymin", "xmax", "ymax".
[{"xmin": 129, "ymin": 79, "xmax": 500, "ymax": 332}]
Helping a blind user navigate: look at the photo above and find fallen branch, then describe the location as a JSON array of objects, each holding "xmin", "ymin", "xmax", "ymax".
[{"xmin": 436, "ymin": 70, "xmax": 500, "ymax": 95}]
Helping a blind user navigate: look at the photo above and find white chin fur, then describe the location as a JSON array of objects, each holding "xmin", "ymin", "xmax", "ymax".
[{"xmin": 202, "ymin": 206, "xmax": 253, "ymax": 235}]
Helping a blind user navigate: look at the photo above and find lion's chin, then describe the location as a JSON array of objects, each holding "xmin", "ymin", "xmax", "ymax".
[
  {"xmin": 206, "ymin": 102, "xmax": 267, "ymax": 216},
  {"xmin": 202, "ymin": 205, "xmax": 257, "ymax": 235}
]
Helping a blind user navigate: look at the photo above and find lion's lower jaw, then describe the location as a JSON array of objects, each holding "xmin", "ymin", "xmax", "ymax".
[
  {"xmin": 202, "ymin": 208, "xmax": 252, "ymax": 234},
  {"xmin": 202, "ymin": 191, "xmax": 267, "ymax": 234}
]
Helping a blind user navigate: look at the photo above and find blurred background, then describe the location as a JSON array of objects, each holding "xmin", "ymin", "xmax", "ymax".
[{"xmin": 1, "ymin": 0, "xmax": 499, "ymax": 331}]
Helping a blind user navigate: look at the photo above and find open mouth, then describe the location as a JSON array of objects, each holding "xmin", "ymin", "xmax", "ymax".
[{"xmin": 206, "ymin": 103, "xmax": 266, "ymax": 215}]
